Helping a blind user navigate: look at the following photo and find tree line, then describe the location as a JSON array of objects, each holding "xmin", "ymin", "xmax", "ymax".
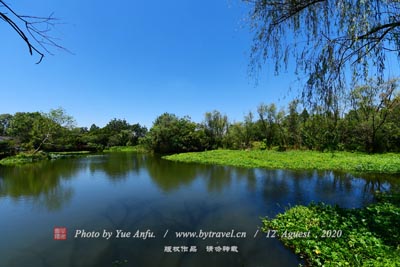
[
  {"xmin": 0, "ymin": 109, "xmax": 147, "ymax": 158},
  {"xmin": 0, "ymin": 80, "xmax": 399, "ymax": 158}
]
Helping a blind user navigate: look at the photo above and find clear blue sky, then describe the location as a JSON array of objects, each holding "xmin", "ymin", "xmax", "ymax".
[{"xmin": 1, "ymin": 0, "xmax": 309, "ymax": 128}]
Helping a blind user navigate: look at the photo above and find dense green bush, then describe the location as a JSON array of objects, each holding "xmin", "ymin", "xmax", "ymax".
[
  {"xmin": 141, "ymin": 113, "xmax": 207, "ymax": 154},
  {"xmin": 261, "ymin": 195, "xmax": 400, "ymax": 266}
]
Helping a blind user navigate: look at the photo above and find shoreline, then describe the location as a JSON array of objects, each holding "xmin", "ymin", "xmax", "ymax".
[
  {"xmin": 0, "ymin": 145, "xmax": 148, "ymax": 166},
  {"xmin": 163, "ymin": 149, "xmax": 400, "ymax": 174},
  {"xmin": 0, "ymin": 151, "xmax": 92, "ymax": 166}
]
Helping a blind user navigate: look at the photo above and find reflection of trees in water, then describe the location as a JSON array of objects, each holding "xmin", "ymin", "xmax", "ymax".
[
  {"xmin": 313, "ymin": 171, "xmax": 395, "ymax": 206},
  {"xmin": 311, "ymin": 171, "xmax": 353, "ymax": 201},
  {"xmin": 146, "ymin": 159, "xmax": 258, "ymax": 194},
  {"xmin": 261, "ymin": 170, "xmax": 292, "ymax": 205},
  {"xmin": 202, "ymin": 166, "xmax": 260, "ymax": 193},
  {"xmin": 245, "ymin": 169, "xmax": 257, "ymax": 192},
  {"xmin": 259, "ymin": 169, "xmax": 398, "ymax": 208},
  {"xmin": 33, "ymin": 187, "xmax": 74, "ymax": 211},
  {"xmin": 359, "ymin": 173, "xmax": 394, "ymax": 193},
  {"xmin": 145, "ymin": 157, "xmax": 198, "ymax": 192},
  {"xmin": 88, "ymin": 153, "xmax": 143, "ymax": 180},
  {"xmin": 202, "ymin": 165, "xmax": 233, "ymax": 193},
  {"xmin": 0, "ymin": 159, "xmax": 79, "ymax": 210}
]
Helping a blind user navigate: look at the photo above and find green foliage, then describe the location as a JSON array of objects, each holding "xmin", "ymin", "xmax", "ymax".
[
  {"xmin": 103, "ymin": 145, "xmax": 147, "ymax": 153},
  {"xmin": 261, "ymin": 197, "xmax": 400, "ymax": 266},
  {"xmin": 141, "ymin": 113, "xmax": 206, "ymax": 154},
  {"xmin": 223, "ymin": 122, "xmax": 245, "ymax": 149},
  {"xmin": 2, "ymin": 90, "xmax": 400, "ymax": 159},
  {"xmin": 257, "ymin": 103, "xmax": 279, "ymax": 148},
  {"xmin": 348, "ymin": 79, "xmax": 400, "ymax": 153},
  {"xmin": 251, "ymin": 141, "xmax": 267, "ymax": 150},
  {"xmin": 0, "ymin": 113, "xmax": 13, "ymax": 135},
  {"xmin": 0, "ymin": 151, "xmax": 94, "ymax": 165},
  {"xmin": 164, "ymin": 150, "xmax": 400, "ymax": 174},
  {"xmin": 5, "ymin": 108, "xmax": 77, "ymax": 152},
  {"xmin": 0, "ymin": 138, "xmax": 15, "ymax": 158},
  {"xmin": 0, "ymin": 152, "xmax": 49, "ymax": 165},
  {"xmin": 286, "ymin": 100, "xmax": 302, "ymax": 149},
  {"xmin": 201, "ymin": 110, "xmax": 229, "ymax": 149},
  {"xmin": 102, "ymin": 119, "xmax": 147, "ymax": 147},
  {"xmin": 3, "ymin": 108, "xmax": 147, "ymax": 154},
  {"xmin": 7, "ymin": 112, "xmax": 42, "ymax": 150}
]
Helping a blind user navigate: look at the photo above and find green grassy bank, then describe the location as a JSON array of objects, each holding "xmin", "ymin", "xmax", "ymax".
[
  {"xmin": 164, "ymin": 150, "xmax": 400, "ymax": 174},
  {"xmin": 0, "ymin": 151, "xmax": 91, "ymax": 166},
  {"xmin": 0, "ymin": 145, "xmax": 147, "ymax": 166}
]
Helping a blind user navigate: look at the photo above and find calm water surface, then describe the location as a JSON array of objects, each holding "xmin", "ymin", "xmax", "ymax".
[{"xmin": 0, "ymin": 152, "xmax": 396, "ymax": 267}]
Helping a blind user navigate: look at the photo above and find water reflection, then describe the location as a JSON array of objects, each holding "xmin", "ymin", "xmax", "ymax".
[
  {"xmin": 145, "ymin": 156, "xmax": 198, "ymax": 192},
  {"xmin": 0, "ymin": 159, "xmax": 80, "ymax": 210},
  {"xmin": 259, "ymin": 169, "xmax": 394, "ymax": 209},
  {"xmin": 0, "ymin": 153, "xmax": 397, "ymax": 211},
  {"xmin": 88, "ymin": 153, "xmax": 143, "ymax": 180}
]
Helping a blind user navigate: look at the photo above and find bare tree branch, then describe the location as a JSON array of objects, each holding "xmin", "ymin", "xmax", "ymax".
[{"xmin": 0, "ymin": 0, "xmax": 68, "ymax": 63}]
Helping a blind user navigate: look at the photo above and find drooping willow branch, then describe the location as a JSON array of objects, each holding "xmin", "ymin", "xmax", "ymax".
[{"xmin": 245, "ymin": 0, "xmax": 400, "ymax": 108}]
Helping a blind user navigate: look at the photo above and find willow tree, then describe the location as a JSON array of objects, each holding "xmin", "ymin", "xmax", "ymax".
[{"xmin": 246, "ymin": 0, "xmax": 400, "ymax": 109}]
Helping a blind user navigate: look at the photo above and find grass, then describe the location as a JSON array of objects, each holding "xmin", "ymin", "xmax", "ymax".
[
  {"xmin": 0, "ymin": 151, "xmax": 92, "ymax": 166},
  {"xmin": 103, "ymin": 145, "xmax": 147, "ymax": 153},
  {"xmin": 262, "ymin": 195, "xmax": 400, "ymax": 266},
  {"xmin": 164, "ymin": 149, "xmax": 400, "ymax": 174},
  {"xmin": 0, "ymin": 145, "xmax": 148, "ymax": 166},
  {"xmin": 0, "ymin": 151, "xmax": 49, "ymax": 165}
]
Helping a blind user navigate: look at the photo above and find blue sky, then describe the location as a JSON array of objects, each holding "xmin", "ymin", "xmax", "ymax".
[{"xmin": 2, "ymin": 0, "xmax": 309, "ymax": 128}]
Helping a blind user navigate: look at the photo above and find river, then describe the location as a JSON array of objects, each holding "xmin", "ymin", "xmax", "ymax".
[{"xmin": 0, "ymin": 152, "xmax": 396, "ymax": 267}]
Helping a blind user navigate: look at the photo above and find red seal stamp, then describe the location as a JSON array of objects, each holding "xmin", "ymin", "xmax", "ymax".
[{"xmin": 54, "ymin": 227, "xmax": 67, "ymax": 240}]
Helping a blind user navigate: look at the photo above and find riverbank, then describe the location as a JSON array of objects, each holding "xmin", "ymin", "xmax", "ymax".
[
  {"xmin": 262, "ymin": 194, "xmax": 400, "ymax": 266},
  {"xmin": 164, "ymin": 150, "xmax": 400, "ymax": 174},
  {"xmin": 103, "ymin": 145, "xmax": 147, "ymax": 153},
  {"xmin": 0, "ymin": 146, "xmax": 147, "ymax": 166},
  {"xmin": 0, "ymin": 151, "xmax": 91, "ymax": 166}
]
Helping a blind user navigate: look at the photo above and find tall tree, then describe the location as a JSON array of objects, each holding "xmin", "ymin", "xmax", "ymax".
[
  {"xmin": 257, "ymin": 103, "xmax": 278, "ymax": 148},
  {"xmin": 32, "ymin": 108, "xmax": 75, "ymax": 153},
  {"xmin": 202, "ymin": 110, "xmax": 229, "ymax": 149},
  {"xmin": 6, "ymin": 108, "xmax": 75, "ymax": 152},
  {"xmin": 246, "ymin": 0, "xmax": 400, "ymax": 106},
  {"xmin": 349, "ymin": 79, "xmax": 399, "ymax": 153},
  {"xmin": 243, "ymin": 111, "xmax": 256, "ymax": 147},
  {"xmin": 142, "ymin": 113, "xmax": 205, "ymax": 154},
  {"xmin": 7, "ymin": 112, "xmax": 43, "ymax": 149},
  {"xmin": 285, "ymin": 100, "xmax": 301, "ymax": 148}
]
